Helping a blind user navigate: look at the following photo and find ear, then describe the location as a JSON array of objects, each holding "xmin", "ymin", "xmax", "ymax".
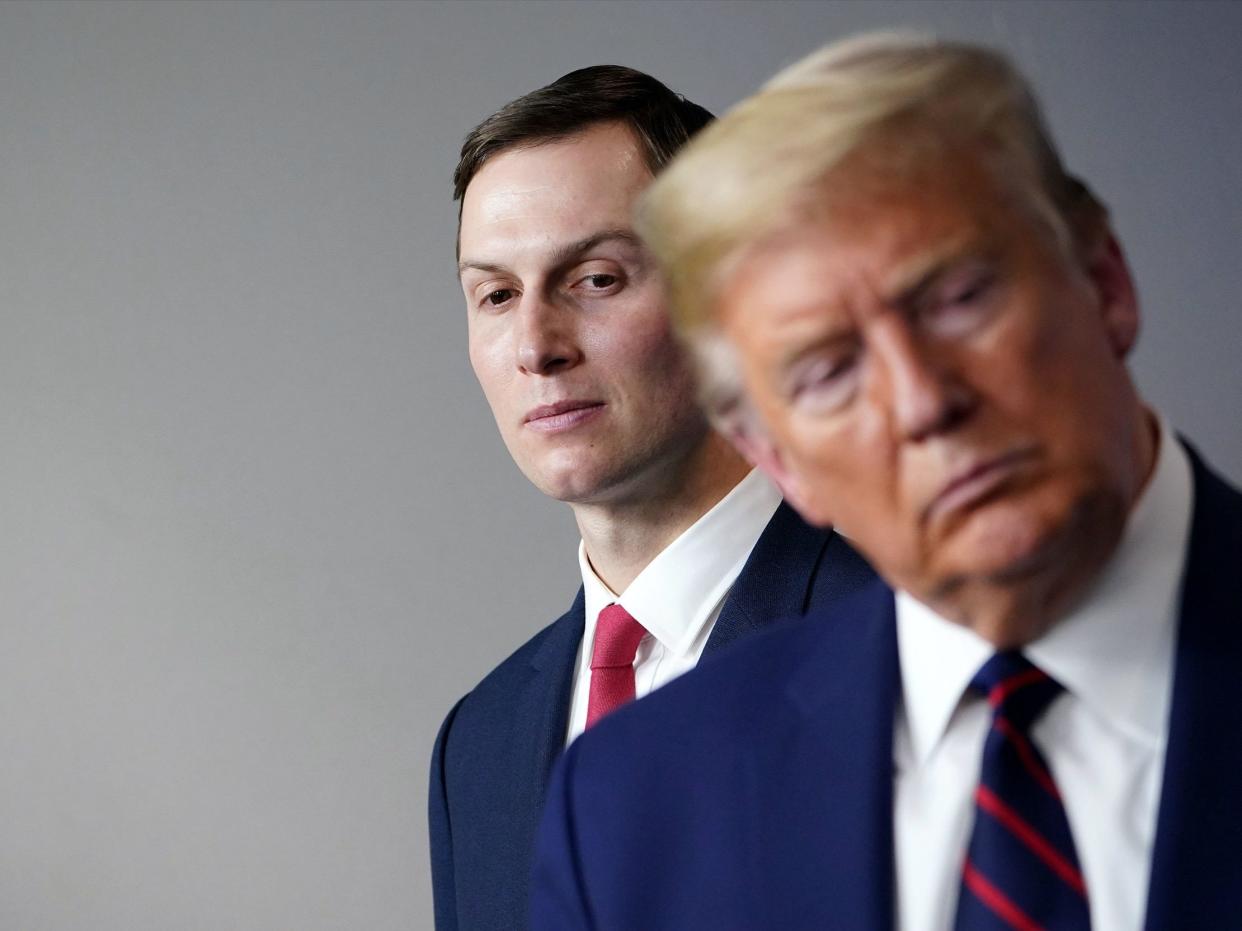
[
  {"xmin": 1085, "ymin": 231, "xmax": 1140, "ymax": 359},
  {"xmin": 714, "ymin": 405, "xmax": 833, "ymax": 527}
]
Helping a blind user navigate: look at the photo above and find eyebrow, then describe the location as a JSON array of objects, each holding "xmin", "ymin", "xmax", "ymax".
[
  {"xmin": 774, "ymin": 329, "xmax": 857, "ymax": 383},
  {"xmin": 886, "ymin": 237, "xmax": 991, "ymax": 309},
  {"xmin": 769, "ymin": 238, "xmax": 990, "ymax": 375},
  {"xmin": 456, "ymin": 228, "xmax": 644, "ymax": 278}
]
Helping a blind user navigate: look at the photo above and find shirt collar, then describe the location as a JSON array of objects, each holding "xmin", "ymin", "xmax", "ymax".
[
  {"xmin": 578, "ymin": 468, "xmax": 783, "ymax": 658},
  {"xmin": 897, "ymin": 417, "xmax": 1193, "ymax": 765}
]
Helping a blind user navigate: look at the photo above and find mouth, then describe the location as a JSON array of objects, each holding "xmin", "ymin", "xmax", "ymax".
[
  {"xmin": 523, "ymin": 400, "xmax": 606, "ymax": 434},
  {"xmin": 923, "ymin": 447, "xmax": 1039, "ymax": 526}
]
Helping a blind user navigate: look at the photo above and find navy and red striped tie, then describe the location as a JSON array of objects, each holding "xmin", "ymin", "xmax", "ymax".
[{"xmin": 954, "ymin": 651, "xmax": 1091, "ymax": 931}]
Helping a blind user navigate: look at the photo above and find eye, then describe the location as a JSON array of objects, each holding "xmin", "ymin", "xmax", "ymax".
[
  {"xmin": 569, "ymin": 267, "xmax": 624, "ymax": 297},
  {"xmin": 788, "ymin": 351, "xmax": 860, "ymax": 413},
  {"xmin": 946, "ymin": 271, "xmax": 994, "ymax": 307},
  {"xmin": 484, "ymin": 288, "xmax": 516, "ymax": 307},
  {"xmin": 922, "ymin": 267, "xmax": 998, "ymax": 337}
]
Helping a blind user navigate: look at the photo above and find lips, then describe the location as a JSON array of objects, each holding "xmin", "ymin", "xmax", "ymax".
[
  {"xmin": 924, "ymin": 447, "xmax": 1038, "ymax": 525},
  {"xmin": 523, "ymin": 400, "xmax": 606, "ymax": 434}
]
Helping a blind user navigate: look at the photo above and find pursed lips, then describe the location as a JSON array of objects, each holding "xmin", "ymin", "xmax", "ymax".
[{"xmin": 922, "ymin": 446, "xmax": 1039, "ymax": 526}]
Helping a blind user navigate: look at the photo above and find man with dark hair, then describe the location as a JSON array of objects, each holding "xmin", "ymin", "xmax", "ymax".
[
  {"xmin": 451, "ymin": 65, "xmax": 713, "ymax": 213},
  {"xmin": 428, "ymin": 65, "xmax": 873, "ymax": 930}
]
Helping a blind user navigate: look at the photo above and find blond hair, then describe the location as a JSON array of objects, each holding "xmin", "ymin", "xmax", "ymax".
[{"xmin": 638, "ymin": 31, "xmax": 1104, "ymax": 362}]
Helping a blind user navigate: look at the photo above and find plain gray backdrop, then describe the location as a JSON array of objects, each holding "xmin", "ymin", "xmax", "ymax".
[{"xmin": 3, "ymin": 1, "xmax": 1239, "ymax": 928}]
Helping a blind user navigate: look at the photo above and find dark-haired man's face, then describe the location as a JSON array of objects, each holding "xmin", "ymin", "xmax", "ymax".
[{"xmin": 459, "ymin": 122, "xmax": 707, "ymax": 506}]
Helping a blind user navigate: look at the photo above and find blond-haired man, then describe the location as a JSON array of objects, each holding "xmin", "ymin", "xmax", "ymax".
[{"xmin": 531, "ymin": 34, "xmax": 1242, "ymax": 930}]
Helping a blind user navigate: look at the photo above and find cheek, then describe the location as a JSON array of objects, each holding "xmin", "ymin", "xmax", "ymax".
[
  {"xmin": 959, "ymin": 296, "xmax": 1062, "ymax": 429},
  {"xmin": 782, "ymin": 422, "xmax": 874, "ymax": 515},
  {"xmin": 984, "ymin": 293, "xmax": 1118, "ymax": 441},
  {"xmin": 631, "ymin": 302, "xmax": 679, "ymax": 353},
  {"xmin": 600, "ymin": 311, "xmax": 694, "ymax": 391},
  {"xmin": 468, "ymin": 329, "xmax": 513, "ymax": 411}
]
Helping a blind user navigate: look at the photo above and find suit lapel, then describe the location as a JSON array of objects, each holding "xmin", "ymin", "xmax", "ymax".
[
  {"xmin": 753, "ymin": 579, "xmax": 900, "ymax": 930},
  {"xmin": 451, "ymin": 590, "xmax": 585, "ymax": 930},
  {"xmin": 707, "ymin": 502, "xmax": 832, "ymax": 653},
  {"xmin": 1145, "ymin": 450, "xmax": 1242, "ymax": 929},
  {"xmin": 521, "ymin": 588, "xmax": 585, "ymax": 797}
]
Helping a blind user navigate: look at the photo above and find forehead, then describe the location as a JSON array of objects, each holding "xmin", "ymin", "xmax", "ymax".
[
  {"xmin": 458, "ymin": 122, "xmax": 653, "ymax": 268},
  {"xmin": 721, "ymin": 149, "xmax": 1029, "ymax": 332}
]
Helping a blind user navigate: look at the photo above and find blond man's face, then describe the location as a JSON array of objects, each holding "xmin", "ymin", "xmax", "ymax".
[{"xmin": 716, "ymin": 150, "xmax": 1149, "ymax": 644}]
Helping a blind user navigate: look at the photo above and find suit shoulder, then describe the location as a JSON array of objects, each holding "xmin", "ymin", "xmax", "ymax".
[
  {"xmin": 1184, "ymin": 443, "xmax": 1242, "ymax": 554},
  {"xmin": 434, "ymin": 595, "xmax": 583, "ymax": 747},
  {"xmin": 1192, "ymin": 448, "xmax": 1242, "ymax": 511}
]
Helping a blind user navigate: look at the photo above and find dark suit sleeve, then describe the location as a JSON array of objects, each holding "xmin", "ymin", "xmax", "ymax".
[
  {"xmin": 530, "ymin": 739, "xmax": 595, "ymax": 930},
  {"xmin": 429, "ymin": 696, "xmax": 466, "ymax": 931}
]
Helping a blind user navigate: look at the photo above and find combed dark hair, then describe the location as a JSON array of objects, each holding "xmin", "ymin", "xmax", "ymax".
[{"xmin": 452, "ymin": 64, "xmax": 714, "ymax": 207}]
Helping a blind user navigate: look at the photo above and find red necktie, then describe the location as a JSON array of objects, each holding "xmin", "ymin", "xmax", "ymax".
[{"xmin": 585, "ymin": 604, "xmax": 647, "ymax": 729}]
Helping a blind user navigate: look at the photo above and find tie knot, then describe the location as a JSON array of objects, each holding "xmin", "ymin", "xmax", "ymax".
[
  {"xmin": 590, "ymin": 604, "xmax": 647, "ymax": 670},
  {"xmin": 969, "ymin": 651, "xmax": 1064, "ymax": 729}
]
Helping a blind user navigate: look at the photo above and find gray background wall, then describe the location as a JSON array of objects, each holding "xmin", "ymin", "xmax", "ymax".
[{"xmin": 2, "ymin": 1, "xmax": 1239, "ymax": 928}]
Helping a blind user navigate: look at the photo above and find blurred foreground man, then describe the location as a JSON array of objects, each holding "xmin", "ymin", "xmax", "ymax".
[
  {"xmin": 532, "ymin": 35, "xmax": 1242, "ymax": 930},
  {"xmin": 429, "ymin": 66, "xmax": 873, "ymax": 931}
]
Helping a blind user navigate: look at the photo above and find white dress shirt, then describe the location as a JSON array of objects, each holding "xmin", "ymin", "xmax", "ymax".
[
  {"xmin": 564, "ymin": 468, "xmax": 782, "ymax": 744},
  {"xmin": 893, "ymin": 420, "xmax": 1193, "ymax": 931}
]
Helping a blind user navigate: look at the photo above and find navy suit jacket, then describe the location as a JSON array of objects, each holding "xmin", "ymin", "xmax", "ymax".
[
  {"xmin": 532, "ymin": 448, "xmax": 1242, "ymax": 930},
  {"xmin": 429, "ymin": 502, "xmax": 875, "ymax": 930}
]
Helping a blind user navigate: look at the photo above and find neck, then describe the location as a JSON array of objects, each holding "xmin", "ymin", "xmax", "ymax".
[{"xmin": 572, "ymin": 431, "xmax": 751, "ymax": 593}]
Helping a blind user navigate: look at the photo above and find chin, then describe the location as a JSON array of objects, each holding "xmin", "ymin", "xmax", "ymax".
[
  {"xmin": 928, "ymin": 520, "xmax": 1033, "ymax": 582},
  {"xmin": 928, "ymin": 489, "xmax": 1124, "ymax": 642},
  {"xmin": 534, "ymin": 473, "xmax": 601, "ymax": 505},
  {"xmin": 968, "ymin": 610, "xmax": 1060, "ymax": 651},
  {"xmin": 949, "ymin": 483, "xmax": 1097, "ymax": 578},
  {"xmin": 530, "ymin": 462, "xmax": 622, "ymax": 506},
  {"xmin": 519, "ymin": 447, "xmax": 601, "ymax": 497}
]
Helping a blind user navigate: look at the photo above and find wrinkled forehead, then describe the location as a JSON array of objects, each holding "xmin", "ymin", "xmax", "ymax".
[
  {"xmin": 810, "ymin": 128, "xmax": 1037, "ymax": 226},
  {"xmin": 730, "ymin": 134, "xmax": 1057, "ymax": 294},
  {"xmin": 726, "ymin": 147, "xmax": 1000, "ymax": 280}
]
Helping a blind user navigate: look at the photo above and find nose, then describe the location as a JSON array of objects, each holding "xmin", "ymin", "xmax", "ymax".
[
  {"xmin": 516, "ymin": 294, "xmax": 582, "ymax": 376},
  {"xmin": 877, "ymin": 322, "xmax": 975, "ymax": 443}
]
